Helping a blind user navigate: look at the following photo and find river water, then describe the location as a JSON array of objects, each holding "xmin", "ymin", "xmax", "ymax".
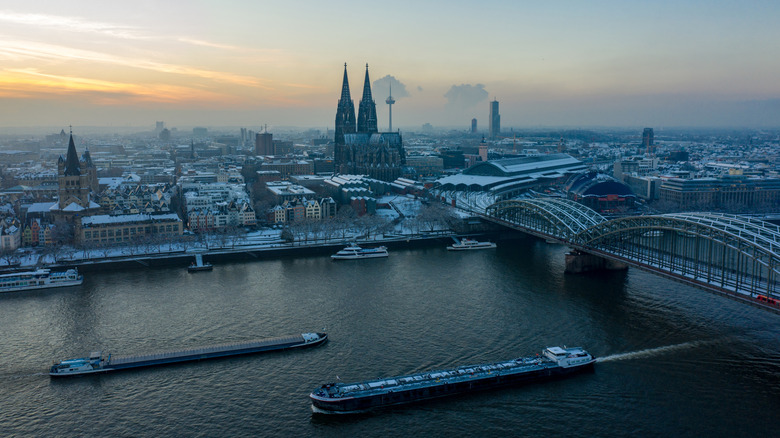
[{"xmin": 1, "ymin": 237, "xmax": 778, "ymax": 437}]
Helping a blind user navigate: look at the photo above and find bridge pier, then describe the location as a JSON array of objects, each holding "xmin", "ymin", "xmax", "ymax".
[{"xmin": 565, "ymin": 250, "xmax": 628, "ymax": 274}]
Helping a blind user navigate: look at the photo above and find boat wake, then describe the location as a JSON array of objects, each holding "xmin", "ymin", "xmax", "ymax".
[{"xmin": 597, "ymin": 341, "xmax": 704, "ymax": 363}]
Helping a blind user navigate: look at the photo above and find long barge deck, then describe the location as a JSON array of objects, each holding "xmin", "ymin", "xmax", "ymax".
[{"xmin": 50, "ymin": 332, "xmax": 327, "ymax": 376}]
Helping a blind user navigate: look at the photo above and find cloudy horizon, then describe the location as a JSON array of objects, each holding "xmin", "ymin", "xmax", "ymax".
[{"xmin": 1, "ymin": 1, "xmax": 780, "ymax": 130}]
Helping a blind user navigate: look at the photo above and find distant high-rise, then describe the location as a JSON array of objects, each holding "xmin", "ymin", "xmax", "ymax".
[
  {"xmin": 642, "ymin": 128, "xmax": 654, "ymax": 154},
  {"xmin": 256, "ymin": 132, "xmax": 273, "ymax": 155},
  {"xmin": 489, "ymin": 100, "xmax": 500, "ymax": 139},
  {"xmin": 471, "ymin": 118, "xmax": 477, "ymax": 133},
  {"xmin": 155, "ymin": 121, "xmax": 164, "ymax": 134}
]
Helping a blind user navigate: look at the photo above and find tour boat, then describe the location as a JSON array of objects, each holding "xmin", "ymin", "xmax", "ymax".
[
  {"xmin": 447, "ymin": 238, "xmax": 497, "ymax": 251},
  {"xmin": 310, "ymin": 345, "xmax": 595, "ymax": 413},
  {"xmin": 331, "ymin": 244, "xmax": 389, "ymax": 260},
  {"xmin": 0, "ymin": 268, "xmax": 83, "ymax": 293}
]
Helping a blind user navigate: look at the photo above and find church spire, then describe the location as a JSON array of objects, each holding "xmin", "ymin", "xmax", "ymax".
[
  {"xmin": 63, "ymin": 131, "xmax": 81, "ymax": 176},
  {"xmin": 357, "ymin": 63, "xmax": 378, "ymax": 134},
  {"xmin": 334, "ymin": 63, "xmax": 356, "ymax": 146}
]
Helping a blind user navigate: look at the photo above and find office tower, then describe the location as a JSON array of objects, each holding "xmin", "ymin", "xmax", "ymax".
[
  {"xmin": 489, "ymin": 100, "xmax": 500, "ymax": 139},
  {"xmin": 471, "ymin": 118, "xmax": 477, "ymax": 133},
  {"xmin": 642, "ymin": 128, "xmax": 654, "ymax": 154},
  {"xmin": 256, "ymin": 132, "xmax": 273, "ymax": 156}
]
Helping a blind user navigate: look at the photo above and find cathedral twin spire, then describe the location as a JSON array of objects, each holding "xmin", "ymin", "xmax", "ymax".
[
  {"xmin": 335, "ymin": 63, "xmax": 377, "ymax": 145},
  {"xmin": 357, "ymin": 64, "xmax": 378, "ymax": 134}
]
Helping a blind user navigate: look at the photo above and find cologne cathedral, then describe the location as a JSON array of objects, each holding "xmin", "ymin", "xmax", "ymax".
[{"xmin": 334, "ymin": 64, "xmax": 405, "ymax": 181}]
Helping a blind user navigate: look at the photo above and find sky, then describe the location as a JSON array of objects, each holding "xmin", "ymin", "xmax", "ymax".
[{"xmin": 1, "ymin": 0, "xmax": 780, "ymax": 131}]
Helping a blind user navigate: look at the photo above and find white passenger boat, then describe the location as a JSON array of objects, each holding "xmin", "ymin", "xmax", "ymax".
[
  {"xmin": 331, "ymin": 244, "xmax": 388, "ymax": 260},
  {"xmin": 447, "ymin": 238, "xmax": 497, "ymax": 251},
  {"xmin": 0, "ymin": 268, "xmax": 83, "ymax": 293}
]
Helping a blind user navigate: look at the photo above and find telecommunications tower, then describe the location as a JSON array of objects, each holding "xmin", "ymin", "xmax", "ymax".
[{"xmin": 386, "ymin": 83, "xmax": 396, "ymax": 131}]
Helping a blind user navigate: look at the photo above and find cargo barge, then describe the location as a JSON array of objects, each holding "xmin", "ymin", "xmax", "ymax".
[
  {"xmin": 310, "ymin": 345, "xmax": 594, "ymax": 413},
  {"xmin": 50, "ymin": 332, "xmax": 327, "ymax": 376}
]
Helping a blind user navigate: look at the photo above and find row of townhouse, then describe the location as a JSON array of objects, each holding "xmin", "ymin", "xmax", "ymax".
[
  {"xmin": 22, "ymin": 219, "xmax": 54, "ymax": 247},
  {"xmin": 187, "ymin": 201, "xmax": 256, "ymax": 232},
  {"xmin": 267, "ymin": 197, "xmax": 336, "ymax": 224}
]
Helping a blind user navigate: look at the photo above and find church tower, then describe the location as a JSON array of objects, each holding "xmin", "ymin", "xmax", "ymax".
[
  {"xmin": 57, "ymin": 132, "xmax": 92, "ymax": 210},
  {"xmin": 357, "ymin": 64, "xmax": 378, "ymax": 134},
  {"xmin": 334, "ymin": 63, "xmax": 356, "ymax": 146}
]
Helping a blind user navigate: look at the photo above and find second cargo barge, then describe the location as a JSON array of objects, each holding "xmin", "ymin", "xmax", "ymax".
[{"xmin": 50, "ymin": 332, "xmax": 327, "ymax": 377}]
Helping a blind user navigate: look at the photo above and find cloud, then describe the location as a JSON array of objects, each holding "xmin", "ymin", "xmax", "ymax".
[
  {"xmin": 0, "ymin": 11, "xmax": 145, "ymax": 40},
  {"xmin": 0, "ymin": 39, "xmax": 266, "ymax": 88},
  {"xmin": 444, "ymin": 84, "xmax": 488, "ymax": 108},
  {"xmin": 372, "ymin": 75, "xmax": 410, "ymax": 99}
]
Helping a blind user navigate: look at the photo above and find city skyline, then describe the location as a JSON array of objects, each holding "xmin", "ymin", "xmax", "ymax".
[{"xmin": 1, "ymin": 1, "xmax": 780, "ymax": 129}]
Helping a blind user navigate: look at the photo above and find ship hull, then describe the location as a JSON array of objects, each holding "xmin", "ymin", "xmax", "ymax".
[
  {"xmin": 51, "ymin": 333, "xmax": 327, "ymax": 377},
  {"xmin": 0, "ymin": 278, "xmax": 83, "ymax": 293},
  {"xmin": 311, "ymin": 361, "xmax": 593, "ymax": 413},
  {"xmin": 331, "ymin": 253, "xmax": 388, "ymax": 260}
]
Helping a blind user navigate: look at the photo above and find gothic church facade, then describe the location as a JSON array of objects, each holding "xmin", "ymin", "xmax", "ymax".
[{"xmin": 334, "ymin": 64, "xmax": 405, "ymax": 182}]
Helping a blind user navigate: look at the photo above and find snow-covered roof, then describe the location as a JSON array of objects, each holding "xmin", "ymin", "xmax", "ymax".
[{"xmin": 80, "ymin": 213, "xmax": 180, "ymax": 226}]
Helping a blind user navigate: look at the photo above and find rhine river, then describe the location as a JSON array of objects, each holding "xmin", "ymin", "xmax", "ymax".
[{"xmin": 1, "ymin": 236, "xmax": 778, "ymax": 437}]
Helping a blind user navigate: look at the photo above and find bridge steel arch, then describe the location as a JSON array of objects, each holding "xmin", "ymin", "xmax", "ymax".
[
  {"xmin": 573, "ymin": 213, "xmax": 780, "ymax": 300},
  {"xmin": 482, "ymin": 199, "xmax": 779, "ymax": 310},
  {"xmin": 485, "ymin": 198, "xmax": 606, "ymax": 241}
]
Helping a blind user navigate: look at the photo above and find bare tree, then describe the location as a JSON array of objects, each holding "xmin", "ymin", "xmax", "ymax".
[{"xmin": 51, "ymin": 219, "xmax": 75, "ymax": 245}]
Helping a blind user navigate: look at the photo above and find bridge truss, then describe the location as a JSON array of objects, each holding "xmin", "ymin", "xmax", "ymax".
[{"xmin": 483, "ymin": 198, "xmax": 780, "ymax": 310}]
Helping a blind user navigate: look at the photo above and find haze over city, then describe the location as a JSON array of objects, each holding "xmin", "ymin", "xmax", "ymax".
[{"xmin": 1, "ymin": 1, "xmax": 780, "ymax": 129}]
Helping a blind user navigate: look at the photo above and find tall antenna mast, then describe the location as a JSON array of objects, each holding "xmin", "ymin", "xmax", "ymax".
[{"xmin": 385, "ymin": 83, "xmax": 395, "ymax": 132}]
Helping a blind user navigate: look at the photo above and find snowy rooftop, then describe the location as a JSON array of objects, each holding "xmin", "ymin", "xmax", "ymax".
[{"xmin": 81, "ymin": 213, "xmax": 180, "ymax": 226}]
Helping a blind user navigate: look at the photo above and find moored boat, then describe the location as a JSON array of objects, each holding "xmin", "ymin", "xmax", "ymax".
[
  {"xmin": 50, "ymin": 332, "xmax": 327, "ymax": 377},
  {"xmin": 0, "ymin": 268, "xmax": 83, "ymax": 293},
  {"xmin": 310, "ymin": 345, "xmax": 595, "ymax": 414},
  {"xmin": 447, "ymin": 238, "xmax": 497, "ymax": 251},
  {"xmin": 331, "ymin": 244, "xmax": 388, "ymax": 260},
  {"xmin": 188, "ymin": 254, "xmax": 213, "ymax": 272}
]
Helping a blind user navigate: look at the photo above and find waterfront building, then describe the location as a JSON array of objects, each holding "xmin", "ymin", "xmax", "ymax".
[
  {"xmin": 79, "ymin": 213, "xmax": 182, "ymax": 246},
  {"xmin": 334, "ymin": 64, "xmax": 406, "ymax": 181}
]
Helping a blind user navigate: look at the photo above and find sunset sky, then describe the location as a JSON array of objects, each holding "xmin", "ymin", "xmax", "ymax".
[{"xmin": 1, "ymin": 1, "xmax": 779, "ymax": 130}]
